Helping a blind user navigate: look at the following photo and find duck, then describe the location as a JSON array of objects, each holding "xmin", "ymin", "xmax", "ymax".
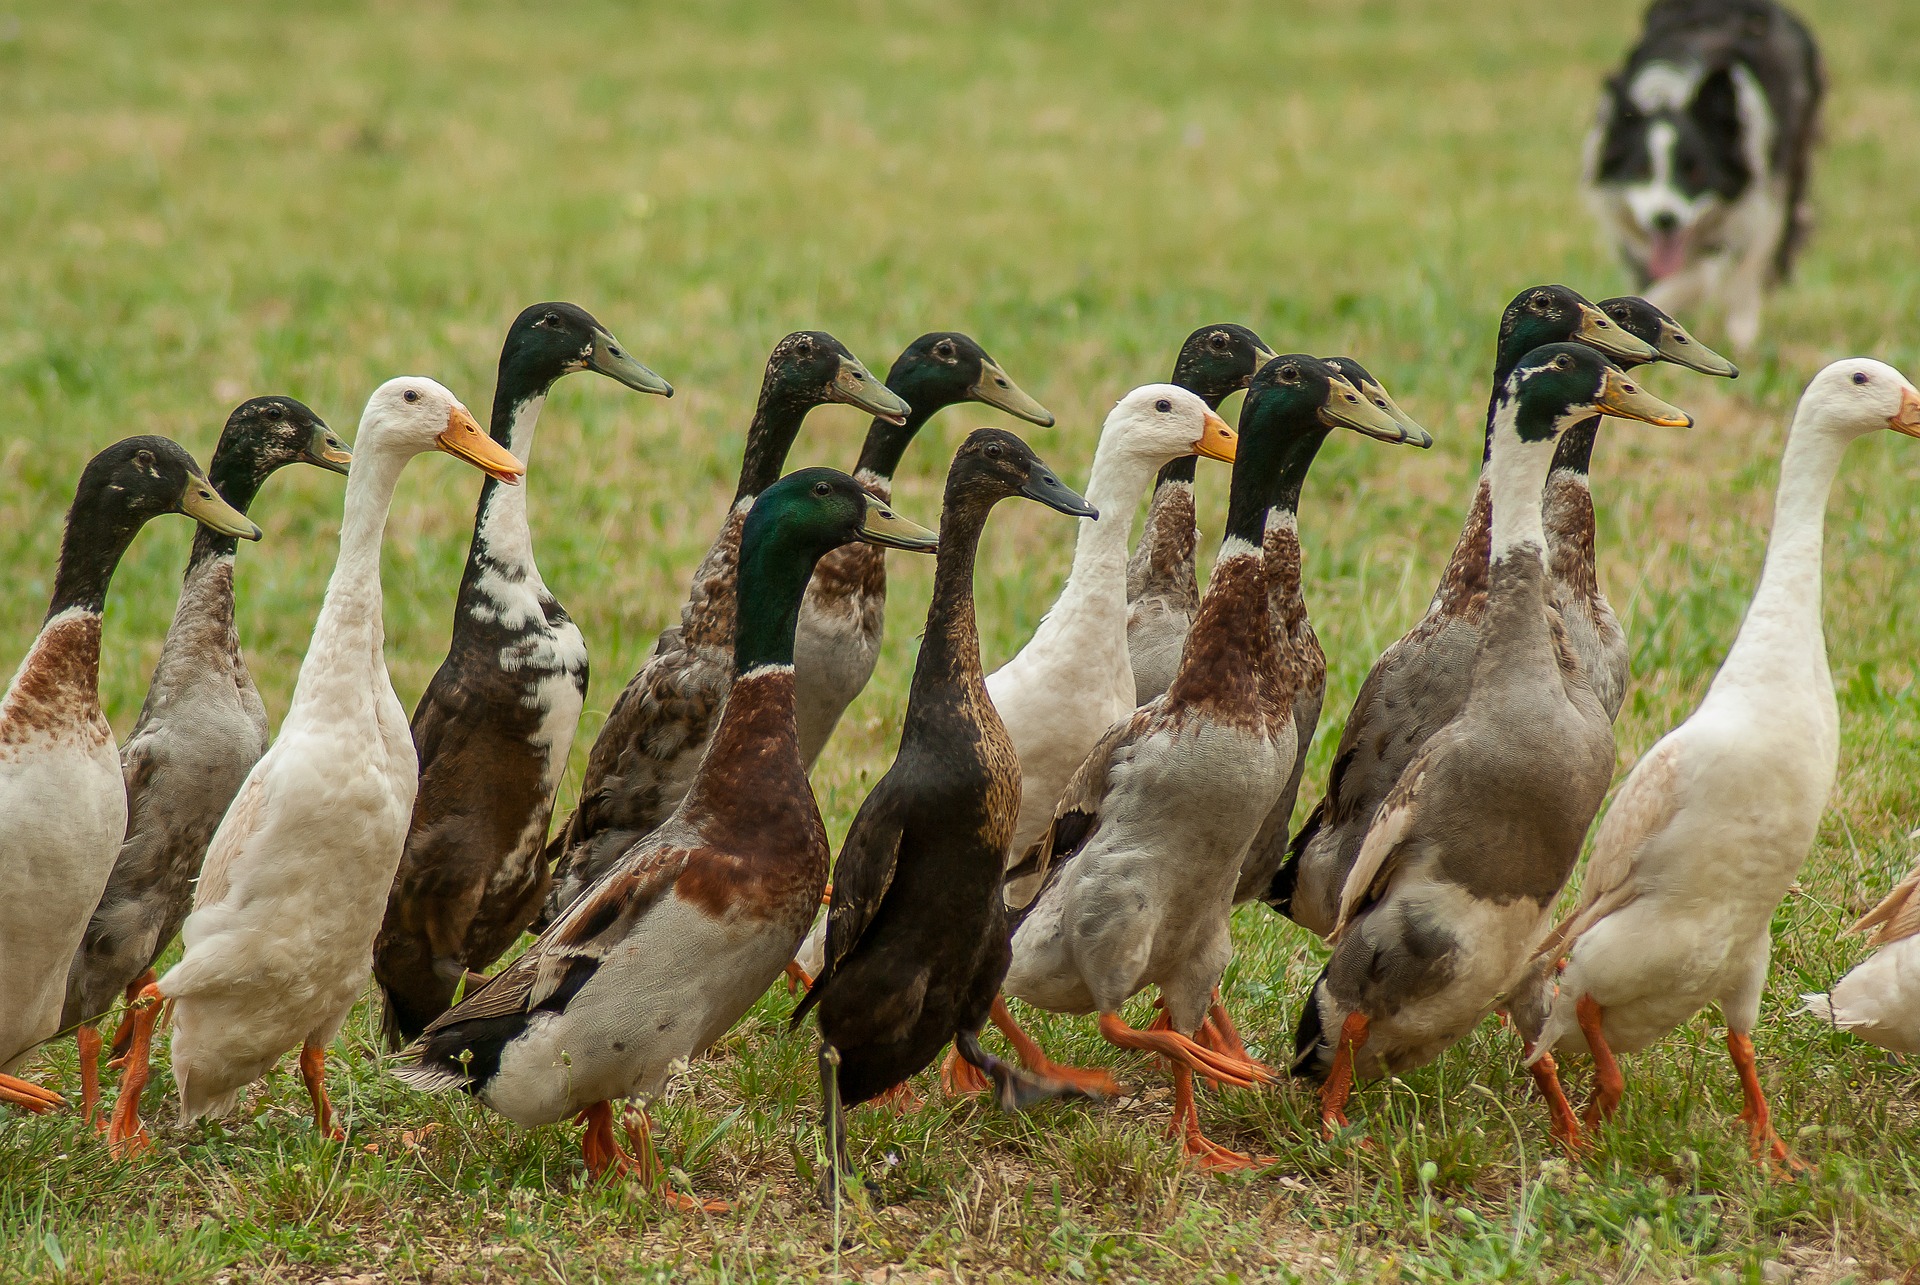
[
  {"xmin": 1800, "ymin": 853, "xmax": 1920, "ymax": 1055},
  {"xmin": 1231, "ymin": 359, "xmax": 1430, "ymax": 911},
  {"xmin": 1268, "ymin": 285, "xmax": 1658, "ymax": 939},
  {"xmin": 1542, "ymin": 297, "xmax": 1737, "ymax": 720},
  {"xmin": 790, "ymin": 430, "xmax": 1097, "ymax": 1185},
  {"xmin": 106, "ymin": 379, "xmax": 522, "ymax": 1156},
  {"xmin": 1514, "ymin": 359, "xmax": 1920, "ymax": 1166},
  {"xmin": 1126, "ymin": 324, "xmax": 1276, "ymax": 706},
  {"xmin": 795, "ymin": 332, "xmax": 1054, "ymax": 770},
  {"xmin": 1296, "ymin": 343, "xmax": 1691, "ymax": 1139},
  {"xmin": 60, "ymin": 398, "xmax": 350, "ymax": 1120},
  {"xmin": 374, "ymin": 303, "xmax": 672, "ymax": 1047},
  {"xmin": 540, "ymin": 333, "xmax": 909, "ymax": 928},
  {"xmin": 1, "ymin": 437, "xmax": 259, "ymax": 1116},
  {"xmin": 997, "ymin": 357, "xmax": 1415, "ymax": 1168},
  {"xmin": 988, "ymin": 384, "xmax": 1237, "ymax": 876},
  {"xmin": 395, "ymin": 468, "xmax": 937, "ymax": 1207}
]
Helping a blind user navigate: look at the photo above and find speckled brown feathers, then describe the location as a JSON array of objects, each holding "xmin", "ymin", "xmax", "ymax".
[{"xmin": 0, "ymin": 615, "xmax": 106, "ymax": 751}]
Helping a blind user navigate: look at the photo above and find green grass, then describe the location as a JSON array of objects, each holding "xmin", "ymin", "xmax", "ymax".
[{"xmin": 3, "ymin": 0, "xmax": 1919, "ymax": 1280}]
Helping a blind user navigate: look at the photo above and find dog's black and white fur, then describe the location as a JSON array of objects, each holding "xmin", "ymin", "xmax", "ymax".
[{"xmin": 1584, "ymin": 0, "xmax": 1823, "ymax": 349}]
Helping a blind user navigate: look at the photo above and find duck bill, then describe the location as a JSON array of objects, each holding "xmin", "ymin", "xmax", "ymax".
[
  {"xmin": 589, "ymin": 330, "xmax": 674, "ymax": 397},
  {"xmin": 1321, "ymin": 376, "xmax": 1418, "ymax": 443},
  {"xmin": 182, "ymin": 477, "xmax": 263, "ymax": 541},
  {"xmin": 1192, "ymin": 408, "xmax": 1238, "ymax": 462},
  {"xmin": 1358, "ymin": 378, "xmax": 1434, "ymax": 448},
  {"xmin": 1652, "ymin": 317, "xmax": 1738, "ymax": 378},
  {"xmin": 857, "ymin": 496, "xmax": 939, "ymax": 553},
  {"xmin": 1018, "ymin": 467, "xmax": 1098, "ymax": 518},
  {"xmin": 1575, "ymin": 303, "xmax": 1659, "ymax": 364},
  {"xmin": 833, "ymin": 357, "xmax": 912, "ymax": 425},
  {"xmin": 1891, "ymin": 384, "xmax": 1920, "ymax": 438},
  {"xmin": 969, "ymin": 360, "xmax": 1055, "ymax": 427},
  {"xmin": 303, "ymin": 423, "xmax": 353, "ymax": 475},
  {"xmin": 1594, "ymin": 369, "xmax": 1692, "ymax": 428},
  {"xmin": 436, "ymin": 405, "xmax": 526, "ymax": 484}
]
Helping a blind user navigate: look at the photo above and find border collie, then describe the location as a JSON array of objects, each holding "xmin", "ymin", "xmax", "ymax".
[{"xmin": 1584, "ymin": 0, "xmax": 1823, "ymax": 348}]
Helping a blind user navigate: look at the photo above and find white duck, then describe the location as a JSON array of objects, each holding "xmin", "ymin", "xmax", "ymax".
[
  {"xmin": 1800, "ymin": 854, "xmax": 1920, "ymax": 1054},
  {"xmin": 0, "ymin": 437, "xmax": 257, "ymax": 1114},
  {"xmin": 106, "ymin": 378, "xmax": 523, "ymax": 1155},
  {"xmin": 989, "ymin": 384, "xmax": 1236, "ymax": 864},
  {"xmin": 1517, "ymin": 358, "xmax": 1920, "ymax": 1170}
]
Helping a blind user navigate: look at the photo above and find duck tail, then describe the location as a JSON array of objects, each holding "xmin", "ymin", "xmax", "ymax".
[
  {"xmin": 1263, "ymin": 802, "xmax": 1322, "ymax": 920},
  {"xmin": 1795, "ymin": 991, "xmax": 1840, "ymax": 1028},
  {"xmin": 1289, "ymin": 965, "xmax": 1338, "ymax": 1083},
  {"xmin": 388, "ymin": 1045, "xmax": 472, "ymax": 1095}
]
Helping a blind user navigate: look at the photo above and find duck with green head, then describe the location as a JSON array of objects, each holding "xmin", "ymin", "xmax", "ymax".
[
  {"xmin": 1, "ymin": 436, "xmax": 257, "ymax": 1115},
  {"xmin": 795, "ymin": 331, "xmax": 1053, "ymax": 770},
  {"xmin": 541, "ymin": 332, "xmax": 909, "ymax": 930},
  {"xmin": 397, "ymin": 467, "xmax": 936, "ymax": 1209},
  {"xmin": 374, "ymin": 302, "xmax": 672, "ymax": 1048}
]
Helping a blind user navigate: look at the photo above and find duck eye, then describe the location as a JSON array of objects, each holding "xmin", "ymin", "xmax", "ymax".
[
  {"xmin": 542, "ymin": 312, "xmax": 560, "ymax": 326},
  {"xmin": 403, "ymin": 389, "xmax": 420, "ymax": 403},
  {"xmin": 1553, "ymin": 355, "xmax": 1571, "ymax": 370},
  {"xmin": 267, "ymin": 405, "xmax": 283, "ymax": 420},
  {"xmin": 1154, "ymin": 398, "xmax": 1172, "ymax": 413},
  {"xmin": 1852, "ymin": 371, "xmax": 1869, "ymax": 386},
  {"xmin": 984, "ymin": 442, "xmax": 1002, "ymax": 459},
  {"xmin": 935, "ymin": 341, "xmax": 954, "ymax": 357},
  {"xmin": 1210, "ymin": 333, "xmax": 1228, "ymax": 349},
  {"xmin": 812, "ymin": 481, "xmax": 832, "ymax": 497},
  {"xmin": 1280, "ymin": 365, "xmax": 1298, "ymax": 382}
]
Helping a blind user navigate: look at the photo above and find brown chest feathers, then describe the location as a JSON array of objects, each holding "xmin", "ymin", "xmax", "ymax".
[
  {"xmin": 1164, "ymin": 552, "xmax": 1286, "ymax": 730},
  {"xmin": 1430, "ymin": 477, "xmax": 1493, "ymax": 623},
  {"xmin": 1126, "ymin": 482, "xmax": 1200, "ymax": 612},
  {"xmin": 680, "ymin": 506, "xmax": 751, "ymax": 653},
  {"xmin": 2, "ymin": 612, "xmax": 107, "ymax": 749},
  {"xmin": 1541, "ymin": 472, "xmax": 1599, "ymax": 604}
]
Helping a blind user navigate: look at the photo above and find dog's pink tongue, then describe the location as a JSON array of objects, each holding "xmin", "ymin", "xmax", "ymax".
[{"xmin": 1647, "ymin": 230, "xmax": 1688, "ymax": 280}]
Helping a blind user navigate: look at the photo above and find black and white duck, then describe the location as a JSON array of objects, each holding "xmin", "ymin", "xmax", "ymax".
[
  {"xmin": 795, "ymin": 332, "xmax": 1053, "ymax": 770},
  {"xmin": 374, "ymin": 303, "xmax": 671, "ymax": 1047},
  {"xmin": 1297, "ymin": 344, "xmax": 1690, "ymax": 1138},
  {"xmin": 0, "ymin": 437, "xmax": 257, "ymax": 1116},
  {"xmin": 790, "ymin": 429, "xmax": 1096, "ymax": 1188},
  {"xmin": 61, "ymin": 399, "xmax": 349, "ymax": 1119},
  {"xmin": 540, "ymin": 334, "xmax": 909, "ymax": 929},
  {"xmin": 396, "ymin": 468, "xmax": 936, "ymax": 1208}
]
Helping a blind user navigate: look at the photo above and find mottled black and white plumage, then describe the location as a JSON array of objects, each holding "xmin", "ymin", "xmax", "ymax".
[{"xmin": 1584, "ymin": 0, "xmax": 1823, "ymax": 349}]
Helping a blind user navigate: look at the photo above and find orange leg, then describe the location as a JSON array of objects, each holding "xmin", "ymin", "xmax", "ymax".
[
  {"xmin": 1521, "ymin": 1038, "xmax": 1585, "ymax": 1151},
  {"xmin": 1096, "ymin": 1011, "xmax": 1273, "ymax": 1090},
  {"xmin": 1168, "ymin": 1061, "xmax": 1275, "ymax": 1172},
  {"xmin": 940, "ymin": 1044, "xmax": 993, "ymax": 1096},
  {"xmin": 1319, "ymin": 1011, "xmax": 1369, "ymax": 1138},
  {"xmin": 77, "ymin": 1024, "xmax": 105, "ymax": 1126},
  {"xmin": 993, "ymin": 998, "xmax": 1123, "ymax": 1097},
  {"xmin": 0, "ymin": 1072, "xmax": 64, "ymax": 1114},
  {"xmin": 783, "ymin": 961, "xmax": 814, "ymax": 996},
  {"xmin": 1726, "ymin": 1031, "xmax": 1807, "ymax": 1177},
  {"xmin": 576, "ymin": 1101, "xmax": 629, "ymax": 1181},
  {"xmin": 106, "ymin": 983, "xmax": 168, "ymax": 1158},
  {"xmin": 622, "ymin": 1106, "xmax": 730, "ymax": 1212},
  {"xmin": 867, "ymin": 1079, "xmax": 923, "ymax": 1114},
  {"xmin": 299, "ymin": 1042, "xmax": 346, "ymax": 1141},
  {"xmin": 1576, "ymin": 996, "xmax": 1623, "ymax": 1134},
  {"xmin": 820, "ymin": 883, "xmax": 832, "ymax": 906},
  {"xmin": 108, "ymin": 969, "xmax": 157, "ymax": 1061}
]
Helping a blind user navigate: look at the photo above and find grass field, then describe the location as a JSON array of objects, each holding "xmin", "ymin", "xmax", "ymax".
[{"xmin": 3, "ymin": 1, "xmax": 1919, "ymax": 1280}]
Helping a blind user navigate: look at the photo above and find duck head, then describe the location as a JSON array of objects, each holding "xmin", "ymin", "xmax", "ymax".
[
  {"xmin": 1320, "ymin": 357, "xmax": 1433, "ymax": 447},
  {"xmin": 1596, "ymin": 296, "xmax": 1739, "ymax": 378},
  {"xmin": 1173, "ymin": 324, "xmax": 1277, "ymax": 408},
  {"xmin": 500, "ymin": 301, "xmax": 673, "ymax": 401},
  {"xmin": 1498, "ymin": 344, "xmax": 1693, "ymax": 444},
  {"xmin": 1796, "ymin": 359, "xmax": 1920, "ymax": 443},
  {"xmin": 213, "ymin": 396, "xmax": 353, "ymax": 484},
  {"xmin": 945, "ymin": 427, "xmax": 1096, "ymax": 519},
  {"xmin": 761, "ymin": 331, "xmax": 911, "ymax": 425},
  {"xmin": 1102, "ymin": 384, "xmax": 1238, "ymax": 473},
  {"xmin": 1497, "ymin": 285, "xmax": 1658, "ymax": 372},
  {"xmin": 887, "ymin": 333, "xmax": 1054, "ymax": 428},
  {"xmin": 359, "ymin": 377, "xmax": 524, "ymax": 483}
]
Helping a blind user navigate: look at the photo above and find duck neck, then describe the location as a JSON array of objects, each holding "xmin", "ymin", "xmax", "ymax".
[
  {"xmin": 1716, "ymin": 415, "xmax": 1848, "ymax": 696},
  {"xmin": 1486, "ymin": 414, "xmax": 1554, "ymax": 566},
  {"xmin": 47, "ymin": 498, "xmax": 147, "ymax": 622},
  {"xmin": 463, "ymin": 389, "xmax": 549, "ymax": 590},
  {"xmin": 852, "ymin": 401, "xmax": 936, "ymax": 487},
  {"xmin": 737, "ymin": 389, "xmax": 813, "ymax": 504},
  {"xmin": 1053, "ymin": 438, "xmax": 1159, "ymax": 620},
  {"xmin": 302, "ymin": 443, "xmax": 407, "ymax": 683},
  {"xmin": 1261, "ymin": 425, "xmax": 1329, "ymax": 606},
  {"xmin": 907, "ymin": 495, "xmax": 990, "ymax": 716},
  {"xmin": 188, "ymin": 448, "xmax": 270, "ymax": 569},
  {"xmin": 734, "ymin": 534, "xmax": 831, "ymax": 676}
]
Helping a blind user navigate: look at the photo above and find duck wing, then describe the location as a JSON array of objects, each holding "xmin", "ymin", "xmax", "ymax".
[
  {"xmin": 1329, "ymin": 756, "xmax": 1430, "ymax": 941},
  {"xmin": 1005, "ymin": 713, "xmax": 1139, "ymax": 918},
  {"xmin": 1851, "ymin": 859, "xmax": 1920, "ymax": 947},
  {"xmin": 790, "ymin": 785, "xmax": 906, "ymax": 1025}
]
